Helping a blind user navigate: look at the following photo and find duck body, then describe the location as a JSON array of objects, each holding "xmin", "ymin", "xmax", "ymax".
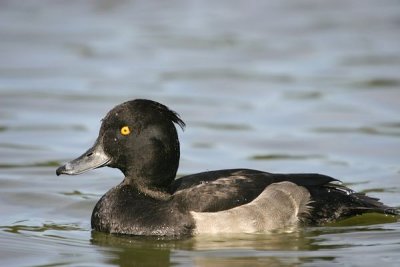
[{"xmin": 57, "ymin": 99, "xmax": 398, "ymax": 237}]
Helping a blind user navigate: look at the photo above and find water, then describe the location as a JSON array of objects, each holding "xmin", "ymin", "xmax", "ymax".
[{"xmin": 1, "ymin": 0, "xmax": 400, "ymax": 266}]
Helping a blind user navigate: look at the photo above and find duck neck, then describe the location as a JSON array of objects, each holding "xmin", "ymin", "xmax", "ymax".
[
  {"xmin": 123, "ymin": 177, "xmax": 171, "ymax": 200},
  {"xmin": 121, "ymin": 138, "xmax": 180, "ymax": 200}
]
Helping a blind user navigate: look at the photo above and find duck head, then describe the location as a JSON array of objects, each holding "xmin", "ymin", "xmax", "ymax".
[{"xmin": 56, "ymin": 99, "xmax": 185, "ymax": 189}]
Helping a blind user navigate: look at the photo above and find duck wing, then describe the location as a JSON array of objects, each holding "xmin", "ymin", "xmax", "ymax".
[
  {"xmin": 170, "ymin": 169, "xmax": 398, "ymax": 224},
  {"xmin": 170, "ymin": 168, "xmax": 335, "ymax": 212}
]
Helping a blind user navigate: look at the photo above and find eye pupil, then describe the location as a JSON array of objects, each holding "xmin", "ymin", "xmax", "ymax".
[{"xmin": 121, "ymin": 126, "xmax": 131, "ymax": 136}]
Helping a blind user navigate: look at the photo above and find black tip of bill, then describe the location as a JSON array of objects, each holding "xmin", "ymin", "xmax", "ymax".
[{"xmin": 56, "ymin": 165, "xmax": 66, "ymax": 176}]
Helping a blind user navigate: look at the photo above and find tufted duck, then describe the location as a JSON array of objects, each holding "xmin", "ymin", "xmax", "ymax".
[{"xmin": 56, "ymin": 99, "xmax": 398, "ymax": 236}]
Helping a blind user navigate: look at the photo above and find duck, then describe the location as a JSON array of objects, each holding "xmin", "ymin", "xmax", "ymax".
[{"xmin": 56, "ymin": 99, "xmax": 398, "ymax": 237}]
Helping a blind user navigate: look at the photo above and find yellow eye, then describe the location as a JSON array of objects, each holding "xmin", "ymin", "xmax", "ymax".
[{"xmin": 120, "ymin": 126, "xmax": 131, "ymax": 136}]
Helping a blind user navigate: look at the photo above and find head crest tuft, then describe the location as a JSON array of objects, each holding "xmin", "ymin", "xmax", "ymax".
[{"xmin": 131, "ymin": 99, "xmax": 186, "ymax": 131}]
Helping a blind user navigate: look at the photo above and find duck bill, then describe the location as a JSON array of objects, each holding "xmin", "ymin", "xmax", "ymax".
[{"xmin": 56, "ymin": 139, "xmax": 111, "ymax": 176}]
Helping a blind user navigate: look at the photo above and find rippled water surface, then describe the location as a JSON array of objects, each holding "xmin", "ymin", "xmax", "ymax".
[{"xmin": 1, "ymin": 0, "xmax": 400, "ymax": 266}]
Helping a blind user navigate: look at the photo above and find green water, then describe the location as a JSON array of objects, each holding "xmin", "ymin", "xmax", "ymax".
[{"xmin": 1, "ymin": 0, "xmax": 400, "ymax": 266}]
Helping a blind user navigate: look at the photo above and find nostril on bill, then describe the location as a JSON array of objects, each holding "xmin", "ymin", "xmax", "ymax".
[{"xmin": 86, "ymin": 152, "xmax": 93, "ymax": 157}]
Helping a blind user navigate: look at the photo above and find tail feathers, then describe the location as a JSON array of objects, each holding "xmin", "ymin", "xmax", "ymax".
[
  {"xmin": 350, "ymin": 192, "xmax": 399, "ymax": 216},
  {"xmin": 307, "ymin": 182, "xmax": 399, "ymax": 225}
]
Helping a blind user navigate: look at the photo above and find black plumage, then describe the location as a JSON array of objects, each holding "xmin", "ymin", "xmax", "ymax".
[{"xmin": 57, "ymin": 99, "xmax": 398, "ymax": 237}]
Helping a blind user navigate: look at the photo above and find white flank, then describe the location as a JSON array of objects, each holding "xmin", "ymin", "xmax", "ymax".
[{"xmin": 191, "ymin": 181, "xmax": 311, "ymax": 234}]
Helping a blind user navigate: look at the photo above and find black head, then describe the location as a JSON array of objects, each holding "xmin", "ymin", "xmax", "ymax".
[{"xmin": 56, "ymin": 99, "xmax": 185, "ymax": 189}]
